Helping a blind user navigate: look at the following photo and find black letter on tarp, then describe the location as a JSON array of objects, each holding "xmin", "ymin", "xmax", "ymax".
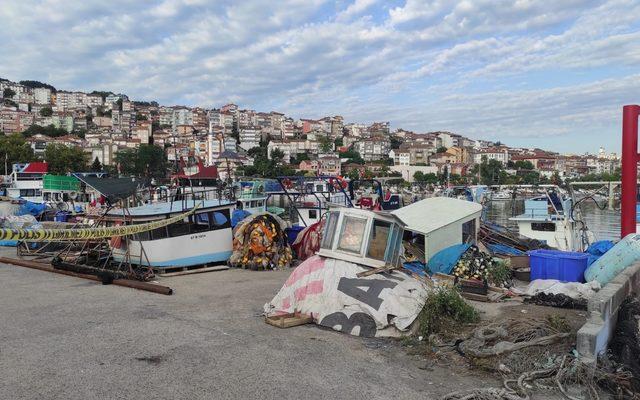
[
  {"xmin": 337, "ymin": 278, "xmax": 397, "ymax": 311},
  {"xmin": 320, "ymin": 312, "xmax": 377, "ymax": 337}
]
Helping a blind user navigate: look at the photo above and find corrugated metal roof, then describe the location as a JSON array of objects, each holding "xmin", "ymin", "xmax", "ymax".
[{"xmin": 391, "ymin": 197, "xmax": 483, "ymax": 235}]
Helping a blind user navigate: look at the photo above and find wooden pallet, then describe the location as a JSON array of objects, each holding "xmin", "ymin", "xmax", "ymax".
[
  {"xmin": 153, "ymin": 264, "xmax": 229, "ymax": 277},
  {"xmin": 265, "ymin": 312, "xmax": 313, "ymax": 328}
]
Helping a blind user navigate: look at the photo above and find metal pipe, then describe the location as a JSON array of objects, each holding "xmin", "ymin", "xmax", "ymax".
[
  {"xmin": 0, "ymin": 257, "xmax": 173, "ymax": 295},
  {"xmin": 621, "ymin": 105, "xmax": 640, "ymax": 237}
]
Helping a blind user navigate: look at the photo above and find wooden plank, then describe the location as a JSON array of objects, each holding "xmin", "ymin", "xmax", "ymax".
[
  {"xmin": 356, "ymin": 264, "xmax": 399, "ymax": 277},
  {"xmin": 462, "ymin": 292, "xmax": 489, "ymax": 302},
  {"xmin": 265, "ymin": 312, "xmax": 313, "ymax": 328},
  {"xmin": 155, "ymin": 265, "xmax": 229, "ymax": 277}
]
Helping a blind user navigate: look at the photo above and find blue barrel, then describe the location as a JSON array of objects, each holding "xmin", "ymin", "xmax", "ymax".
[
  {"xmin": 285, "ymin": 225, "xmax": 305, "ymax": 245},
  {"xmin": 54, "ymin": 211, "xmax": 69, "ymax": 222},
  {"xmin": 528, "ymin": 249, "xmax": 589, "ymax": 282}
]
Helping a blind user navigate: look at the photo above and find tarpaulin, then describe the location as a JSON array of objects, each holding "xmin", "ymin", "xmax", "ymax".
[
  {"xmin": 264, "ymin": 255, "xmax": 429, "ymax": 337},
  {"xmin": 291, "ymin": 219, "xmax": 325, "ymax": 261},
  {"xmin": 231, "ymin": 209, "xmax": 251, "ymax": 228},
  {"xmin": 487, "ymin": 243, "xmax": 525, "ymax": 256},
  {"xmin": 18, "ymin": 201, "xmax": 46, "ymax": 216},
  {"xmin": 585, "ymin": 240, "xmax": 615, "ymax": 267},
  {"xmin": 426, "ymin": 243, "xmax": 471, "ymax": 275}
]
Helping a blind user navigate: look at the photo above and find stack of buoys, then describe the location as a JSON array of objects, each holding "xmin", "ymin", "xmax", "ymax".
[
  {"xmin": 229, "ymin": 212, "xmax": 293, "ymax": 270},
  {"xmin": 452, "ymin": 245, "xmax": 495, "ymax": 281}
]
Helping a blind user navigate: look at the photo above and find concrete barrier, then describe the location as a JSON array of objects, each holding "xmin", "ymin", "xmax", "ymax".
[{"xmin": 577, "ymin": 262, "xmax": 640, "ymax": 363}]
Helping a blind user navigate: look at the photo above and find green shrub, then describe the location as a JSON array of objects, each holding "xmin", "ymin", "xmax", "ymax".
[{"xmin": 417, "ymin": 286, "xmax": 479, "ymax": 337}]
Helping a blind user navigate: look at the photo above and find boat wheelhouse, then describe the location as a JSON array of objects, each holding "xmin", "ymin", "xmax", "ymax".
[
  {"xmin": 104, "ymin": 199, "xmax": 235, "ymax": 268},
  {"xmin": 5, "ymin": 162, "xmax": 48, "ymax": 203},
  {"xmin": 317, "ymin": 206, "xmax": 405, "ymax": 269},
  {"xmin": 509, "ymin": 190, "xmax": 594, "ymax": 252},
  {"xmin": 236, "ymin": 180, "xmax": 268, "ymax": 214},
  {"xmin": 267, "ymin": 177, "xmax": 352, "ymax": 227}
]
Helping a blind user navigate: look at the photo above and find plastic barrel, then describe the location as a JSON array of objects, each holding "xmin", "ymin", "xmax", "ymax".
[
  {"xmin": 54, "ymin": 211, "xmax": 69, "ymax": 222},
  {"xmin": 528, "ymin": 249, "xmax": 589, "ymax": 282},
  {"xmin": 285, "ymin": 225, "xmax": 305, "ymax": 245},
  {"xmin": 584, "ymin": 234, "xmax": 640, "ymax": 286}
]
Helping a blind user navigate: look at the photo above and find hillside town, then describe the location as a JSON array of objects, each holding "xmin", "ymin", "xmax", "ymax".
[{"xmin": 1, "ymin": 77, "xmax": 620, "ymax": 184}]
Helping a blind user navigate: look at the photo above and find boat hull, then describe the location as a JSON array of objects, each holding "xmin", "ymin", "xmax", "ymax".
[{"xmin": 111, "ymin": 228, "xmax": 233, "ymax": 268}]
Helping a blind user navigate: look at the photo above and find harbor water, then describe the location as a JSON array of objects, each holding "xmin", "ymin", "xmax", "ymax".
[{"xmin": 484, "ymin": 200, "xmax": 621, "ymax": 242}]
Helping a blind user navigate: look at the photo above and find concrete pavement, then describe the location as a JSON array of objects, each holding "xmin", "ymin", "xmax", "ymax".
[{"xmin": 0, "ymin": 256, "xmax": 493, "ymax": 400}]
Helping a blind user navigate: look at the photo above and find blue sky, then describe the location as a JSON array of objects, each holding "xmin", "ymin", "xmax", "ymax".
[{"xmin": 1, "ymin": 0, "xmax": 639, "ymax": 154}]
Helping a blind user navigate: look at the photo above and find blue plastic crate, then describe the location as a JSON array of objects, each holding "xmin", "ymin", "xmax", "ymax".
[
  {"xmin": 528, "ymin": 249, "xmax": 589, "ymax": 282},
  {"xmin": 285, "ymin": 225, "xmax": 305, "ymax": 245}
]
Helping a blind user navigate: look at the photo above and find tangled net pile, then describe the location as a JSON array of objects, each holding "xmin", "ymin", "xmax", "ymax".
[
  {"xmin": 441, "ymin": 318, "xmax": 639, "ymax": 400},
  {"xmin": 229, "ymin": 213, "xmax": 293, "ymax": 270}
]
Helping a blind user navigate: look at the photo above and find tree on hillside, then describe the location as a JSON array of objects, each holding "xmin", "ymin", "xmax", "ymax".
[
  {"xmin": 390, "ymin": 136, "xmax": 403, "ymax": 150},
  {"xmin": 479, "ymin": 157, "xmax": 507, "ymax": 185},
  {"xmin": 334, "ymin": 137, "xmax": 344, "ymax": 147},
  {"xmin": 91, "ymin": 157, "xmax": 103, "ymax": 172},
  {"xmin": 318, "ymin": 136, "xmax": 333, "ymax": 153},
  {"xmin": 39, "ymin": 106, "xmax": 53, "ymax": 117},
  {"xmin": 436, "ymin": 146, "xmax": 448, "ymax": 153},
  {"xmin": 413, "ymin": 171, "xmax": 438, "ymax": 184},
  {"xmin": 21, "ymin": 124, "xmax": 69, "ymax": 137},
  {"xmin": 0, "ymin": 134, "xmax": 36, "ymax": 175},
  {"xmin": 19, "ymin": 80, "xmax": 56, "ymax": 91},
  {"xmin": 514, "ymin": 160, "xmax": 535, "ymax": 170},
  {"xmin": 114, "ymin": 144, "xmax": 168, "ymax": 180},
  {"xmin": 45, "ymin": 144, "xmax": 89, "ymax": 174},
  {"xmin": 339, "ymin": 149, "xmax": 365, "ymax": 164},
  {"xmin": 3, "ymin": 88, "xmax": 16, "ymax": 98}
]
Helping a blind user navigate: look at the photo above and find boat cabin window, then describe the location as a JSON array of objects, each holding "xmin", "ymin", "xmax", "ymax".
[
  {"xmin": 151, "ymin": 227, "xmax": 168, "ymax": 240},
  {"xmin": 319, "ymin": 208, "xmax": 405, "ymax": 268},
  {"xmin": 531, "ymin": 222, "xmax": 556, "ymax": 232},
  {"xmin": 308, "ymin": 209, "xmax": 318, "ymax": 220},
  {"xmin": 462, "ymin": 219, "xmax": 476, "ymax": 243},
  {"xmin": 168, "ymin": 217, "xmax": 191, "ymax": 237},
  {"xmin": 321, "ymin": 211, "xmax": 339, "ymax": 249},
  {"xmin": 337, "ymin": 215, "xmax": 367, "ymax": 254},
  {"xmin": 367, "ymin": 219, "xmax": 391, "ymax": 260}
]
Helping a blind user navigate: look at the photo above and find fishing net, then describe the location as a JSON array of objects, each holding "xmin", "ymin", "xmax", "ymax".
[
  {"xmin": 442, "ymin": 317, "xmax": 639, "ymax": 400},
  {"xmin": 229, "ymin": 212, "xmax": 293, "ymax": 270}
]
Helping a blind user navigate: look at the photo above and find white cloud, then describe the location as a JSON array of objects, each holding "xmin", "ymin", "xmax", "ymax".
[{"xmin": 0, "ymin": 0, "xmax": 638, "ymax": 152}]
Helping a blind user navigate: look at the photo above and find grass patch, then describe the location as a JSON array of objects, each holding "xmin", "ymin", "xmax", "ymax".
[
  {"xmin": 488, "ymin": 259, "xmax": 512, "ymax": 286},
  {"xmin": 417, "ymin": 286, "xmax": 479, "ymax": 338}
]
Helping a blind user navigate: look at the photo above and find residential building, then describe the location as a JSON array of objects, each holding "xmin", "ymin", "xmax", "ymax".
[{"xmin": 472, "ymin": 146, "xmax": 510, "ymax": 165}]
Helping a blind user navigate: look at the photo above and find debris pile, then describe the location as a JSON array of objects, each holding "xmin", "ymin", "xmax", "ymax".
[{"xmin": 229, "ymin": 213, "xmax": 293, "ymax": 270}]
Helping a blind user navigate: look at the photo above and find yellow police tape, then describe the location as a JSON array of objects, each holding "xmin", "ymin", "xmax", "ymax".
[{"xmin": 0, "ymin": 204, "xmax": 200, "ymax": 242}]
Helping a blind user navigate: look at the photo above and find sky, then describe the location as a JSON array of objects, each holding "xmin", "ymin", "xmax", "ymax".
[{"xmin": 1, "ymin": 0, "xmax": 639, "ymax": 154}]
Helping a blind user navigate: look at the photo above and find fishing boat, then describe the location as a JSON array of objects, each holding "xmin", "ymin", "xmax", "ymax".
[
  {"xmin": 509, "ymin": 189, "xmax": 594, "ymax": 252},
  {"xmin": 235, "ymin": 180, "xmax": 269, "ymax": 214},
  {"xmin": 5, "ymin": 162, "xmax": 48, "ymax": 203},
  {"xmin": 490, "ymin": 190, "xmax": 513, "ymax": 201},
  {"xmin": 269, "ymin": 176, "xmax": 352, "ymax": 227},
  {"xmin": 104, "ymin": 198, "xmax": 235, "ymax": 268}
]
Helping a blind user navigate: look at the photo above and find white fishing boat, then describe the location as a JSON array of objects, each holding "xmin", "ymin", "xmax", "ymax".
[
  {"xmin": 490, "ymin": 190, "xmax": 513, "ymax": 201},
  {"xmin": 5, "ymin": 162, "xmax": 48, "ymax": 203},
  {"xmin": 105, "ymin": 199, "xmax": 235, "ymax": 268},
  {"xmin": 236, "ymin": 180, "xmax": 269, "ymax": 214},
  {"xmin": 509, "ymin": 190, "xmax": 594, "ymax": 252}
]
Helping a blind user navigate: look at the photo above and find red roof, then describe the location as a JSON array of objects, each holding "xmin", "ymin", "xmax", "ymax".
[{"xmin": 23, "ymin": 162, "xmax": 48, "ymax": 173}]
